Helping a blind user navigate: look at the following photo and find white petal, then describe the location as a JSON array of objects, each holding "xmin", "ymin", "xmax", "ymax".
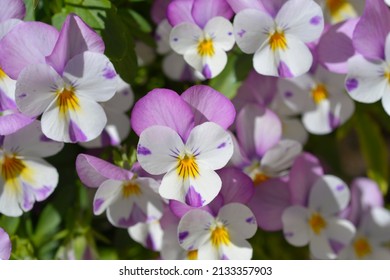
[
  {"xmin": 326, "ymin": 218, "xmax": 356, "ymax": 247},
  {"xmin": 204, "ymin": 17, "xmax": 235, "ymax": 51},
  {"xmin": 282, "ymin": 205, "xmax": 310, "ymax": 246},
  {"xmin": 309, "ymin": 175, "xmax": 350, "ymax": 215},
  {"xmin": 345, "ymin": 55, "xmax": 387, "ymax": 103},
  {"xmin": 278, "ymin": 78, "xmax": 313, "ymax": 114},
  {"xmin": 253, "ymin": 44, "xmax": 279, "ymax": 77},
  {"xmin": 128, "ymin": 221, "xmax": 164, "ymax": 251},
  {"xmin": 0, "ymin": 180, "xmax": 22, "ymax": 216},
  {"xmin": 177, "ymin": 209, "xmax": 214, "ymax": 250},
  {"xmin": 159, "ymin": 168, "xmax": 188, "ymax": 203},
  {"xmin": 309, "ymin": 234, "xmax": 336, "ymax": 259},
  {"xmin": 302, "ymin": 100, "xmax": 333, "ymax": 134},
  {"xmin": 220, "ymin": 238, "xmax": 253, "ymax": 260},
  {"xmin": 233, "ymin": 9, "xmax": 273, "ymax": 54},
  {"xmin": 197, "ymin": 241, "xmax": 220, "ymax": 260},
  {"xmin": 156, "ymin": 19, "xmax": 172, "ymax": 55},
  {"xmin": 276, "ymin": 0, "xmax": 324, "ymax": 42},
  {"xmin": 187, "ymin": 168, "xmax": 222, "ymax": 206},
  {"xmin": 137, "ymin": 125, "xmax": 184, "ymax": 175},
  {"xmin": 218, "ymin": 203, "xmax": 257, "ymax": 239},
  {"xmin": 169, "ymin": 22, "xmax": 202, "ymax": 55},
  {"xmin": 381, "ymin": 87, "xmax": 390, "ymax": 116},
  {"xmin": 93, "ymin": 179, "xmax": 122, "ymax": 215},
  {"xmin": 63, "ymin": 52, "xmax": 117, "ymax": 102},
  {"xmin": 186, "ymin": 122, "xmax": 233, "ymax": 170}
]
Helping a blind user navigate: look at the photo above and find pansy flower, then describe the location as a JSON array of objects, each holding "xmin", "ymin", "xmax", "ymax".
[
  {"xmin": 178, "ymin": 203, "xmax": 257, "ymax": 260},
  {"xmin": 0, "ymin": 121, "xmax": 63, "ymax": 216},
  {"xmin": 233, "ymin": 0, "xmax": 324, "ymax": 77}
]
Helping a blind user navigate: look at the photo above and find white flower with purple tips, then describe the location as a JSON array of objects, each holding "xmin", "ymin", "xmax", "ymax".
[
  {"xmin": 233, "ymin": 0, "xmax": 324, "ymax": 78},
  {"xmin": 177, "ymin": 203, "xmax": 257, "ymax": 260}
]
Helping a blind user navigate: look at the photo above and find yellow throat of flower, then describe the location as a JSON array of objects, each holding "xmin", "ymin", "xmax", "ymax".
[
  {"xmin": 308, "ymin": 212, "xmax": 327, "ymax": 235},
  {"xmin": 269, "ymin": 31, "xmax": 287, "ymax": 52},
  {"xmin": 197, "ymin": 38, "xmax": 215, "ymax": 57},
  {"xmin": 177, "ymin": 154, "xmax": 200, "ymax": 179},
  {"xmin": 210, "ymin": 225, "xmax": 230, "ymax": 248},
  {"xmin": 56, "ymin": 87, "xmax": 80, "ymax": 115},
  {"xmin": 311, "ymin": 84, "xmax": 329, "ymax": 104}
]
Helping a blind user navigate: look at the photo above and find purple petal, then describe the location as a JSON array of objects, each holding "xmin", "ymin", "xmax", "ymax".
[
  {"xmin": 0, "ymin": 111, "xmax": 35, "ymax": 135},
  {"xmin": 317, "ymin": 19, "xmax": 358, "ymax": 74},
  {"xmin": 289, "ymin": 152, "xmax": 324, "ymax": 206},
  {"xmin": 0, "ymin": 0, "xmax": 25, "ymax": 21},
  {"xmin": 117, "ymin": 204, "xmax": 147, "ymax": 227},
  {"xmin": 217, "ymin": 167, "xmax": 254, "ymax": 204},
  {"xmin": 191, "ymin": 0, "xmax": 234, "ymax": 28},
  {"xmin": 201, "ymin": 64, "xmax": 212, "ymax": 79},
  {"xmin": 166, "ymin": 0, "xmax": 196, "ymax": 27},
  {"xmin": 261, "ymin": 0, "xmax": 285, "ymax": 17},
  {"xmin": 181, "ymin": 85, "xmax": 236, "ymax": 129},
  {"xmin": 75, "ymin": 154, "xmax": 133, "ymax": 188},
  {"xmin": 130, "ymin": 88, "xmax": 194, "ymax": 141},
  {"xmin": 277, "ymin": 61, "xmax": 294, "ymax": 78},
  {"xmin": 151, "ymin": 0, "xmax": 171, "ymax": 24},
  {"xmin": 226, "ymin": 0, "xmax": 265, "ymax": 13},
  {"xmin": 45, "ymin": 14, "xmax": 105, "ymax": 74},
  {"xmin": 0, "ymin": 228, "xmax": 11, "ymax": 260},
  {"xmin": 0, "ymin": 21, "xmax": 59, "ymax": 79},
  {"xmin": 185, "ymin": 186, "xmax": 204, "ymax": 207},
  {"xmin": 248, "ymin": 177, "xmax": 291, "ymax": 231},
  {"xmin": 353, "ymin": 0, "xmax": 390, "ymax": 60},
  {"xmin": 0, "ymin": 88, "xmax": 16, "ymax": 111},
  {"xmin": 69, "ymin": 120, "xmax": 88, "ymax": 143}
]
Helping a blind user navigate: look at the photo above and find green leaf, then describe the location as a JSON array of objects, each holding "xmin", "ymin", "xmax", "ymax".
[
  {"xmin": 354, "ymin": 111, "xmax": 389, "ymax": 194},
  {"xmin": 52, "ymin": 11, "xmax": 68, "ymax": 30},
  {"xmin": 209, "ymin": 55, "xmax": 241, "ymax": 99},
  {"xmin": 33, "ymin": 204, "xmax": 61, "ymax": 247},
  {"xmin": 23, "ymin": 0, "xmax": 36, "ymax": 21},
  {"xmin": 0, "ymin": 216, "xmax": 20, "ymax": 235}
]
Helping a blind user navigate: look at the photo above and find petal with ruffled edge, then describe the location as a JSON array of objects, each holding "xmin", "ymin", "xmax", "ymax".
[
  {"xmin": 276, "ymin": 0, "xmax": 324, "ymax": 43},
  {"xmin": 131, "ymin": 88, "xmax": 195, "ymax": 140},
  {"xmin": 46, "ymin": 14, "xmax": 105, "ymax": 74},
  {"xmin": 260, "ymin": 139, "xmax": 302, "ymax": 177},
  {"xmin": 3, "ymin": 120, "xmax": 63, "ymax": 157},
  {"xmin": 182, "ymin": 85, "xmax": 235, "ymax": 130},
  {"xmin": 186, "ymin": 122, "xmax": 233, "ymax": 170},
  {"xmin": 282, "ymin": 205, "xmax": 310, "ymax": 246},
  {"xmin": 15, "ymin": 63, "xmax": 63, "ymax": 117},
  {"xmin": 63, "ymin": 52, "xmax": 117, "ymax": 102},
  {"xmin": 345, "ymin": 55, "xmax": 387, "ymax": 103},
  {"xmin": 289, "ymin": 152, "xmax": 324, "ymax": 206},
  {"xmin": 76, "ymin": 154, "xmax": 133, "ymax": 188},
  {"xmin": 249, "ymin": 177, "xmax": 290, "ymax": 231},
  {"xmin": 192, "ymin": 0, "xmax": 233, "ymax": 28},
  {"xmin": 128, "ymin": 221, "xmax": 164, "ymax": 251},
  {"xmin": 233, "ymin": 9, "xmax": 273, "ymax": 54},
  {"xmin": 177, "ymin": 209, "xmax": 214, "ymax": 250},
  {"xmin": 0, "ymin": 228, "xmax": 11, "ymax": 260},
  {"xmin": 41, "ymin": 95, "xmax": 107, "ymax": 143},
  {"xmin": 0, "ymin": 22, "xmax": 59, "ymax": 79},
  {"xmin": 137, "ymin": 125, "xmax": 184, "ymax": 175},
  {"xmin": 309, "ymin": 175, "xmax": 350, "ymax": 215},
  {"xmin": 236, "ymin": 104, "xmax": 282, "ymax": 159}
]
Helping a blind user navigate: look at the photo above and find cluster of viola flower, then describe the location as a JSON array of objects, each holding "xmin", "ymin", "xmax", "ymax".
[{"xmin": 1, "ymin": 0, "xmax": 390, "ymax": 260}]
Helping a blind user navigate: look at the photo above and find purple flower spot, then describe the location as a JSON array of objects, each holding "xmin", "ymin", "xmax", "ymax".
[
  {"xmin": 137, "ymin": 144, "xmax": 152, "ymax": 155},
  {"xmin": 228, "ymin": 32, "xmax": 233, "ymax": 36},
  {"xmin": 202, "ymin": 64, "xmax": 212, "ymax": 79},
  {"xmin": 217, "ymin": 142, "xmax": 226, "ymax": 149},
  {"xmin": 284, "ymin": 232, "xmax": 294, "ymax": 238},
  {"xmin": 36, "ymin": 186, "xmax": 52, "ymax": 200},
  {"xmin": 336, "ymin": 185, "xmax": 345, "ymax": 191},
  {"xmin": 238, "ymin": 29, "xmax": 246, "ymax": 38},
  {"xmin": 329, "ymin": 239, "xmax": 345, "ymax": 254},
  {"xmin": 69, "ymin": 120, "xmax": 87, "ymax": 143},
  {"xmin": 346, "ymin": 78, "xmax": 358, "ymax": 91},
  {"xmin": 278, "ymin": 61, "xmax": 294, "ymax": 78},
  {"xmin": 185, "ymin": 186, "xmax": 204, "ymax": 207},
  {"xmin": 246, "ymin": 216, "xmax": 256, "ymax": 224},
  {"xmin": 221, "ymin": 254, "xmax": 229, "ymax": 260},
  {"xmin": 310, "ymin": 15, "xmax": 322, "ymax": 25},
  {"xmin": 146, "ymin": 234, "xmax": 156, "ymax": 251},
  {"xmin": 19, "ymin": 93, "xmax": 27, "ymax": 99},
  {"xmin": 173, "ymin": 37, "xmax": 178, "ymax": 42},
  {"xmin": 155, "ymin": 34, "xmax": 162, "ymax": 41},
  {"xmin": 179, "ymin": 231, "xmax": 189, "ymax": 243},
  {"xmin": 328, "ymin": 112, "xmax": 340, "ymax": 130},
  {"xmin": 103, "ymin": 66, "xmax": 117, "ymax": 79},
  {"xmin": 284, "ymin": 91, "xmax": 293, "ymax": 98},
  {"xmin": 94, "ymin": 198, "xmax": 104, "ymax": 213}
]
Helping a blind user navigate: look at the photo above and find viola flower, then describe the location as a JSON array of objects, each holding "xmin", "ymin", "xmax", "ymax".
[
  {"xmin": 76, "ymin": 154, "xmax": 164, "ymax": 228},
  {"xmin": 339, "ymin": 207, "xmax": 390, "ymax": 259},
  {"xmin": 178, "ymin": 203, "xmax": 257, "ymax": 260},
  {"xmin": 233, "ymin": 0, "xmax": 324, "ymax": 77},
  {"xmin": 0, "ymin": 227, "xmax": 11, "ymax": 260},
  {"xmin": 282, "ymin": 175, "xmax": 356, "ymax": 259},
  {"xmin": 279, "ymin": 65, "xmax": 355, "ymax": 134},
  {"xmin": 0, "ymin": 121, "xmax": 63, "ymax": 217},
  {"xmin": 168, "ymin": 0, "xmax": 235, "ymax": 79},
  {"xmin": 137, "ymin": 121, "xmax": 233, "ymax": 207},
  {"xmin": 80, "ymin": 77, "xmax": 133, "ymax": 148}
]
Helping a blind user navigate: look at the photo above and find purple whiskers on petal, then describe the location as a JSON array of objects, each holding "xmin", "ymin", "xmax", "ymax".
[
  {"xmin": 178, "ymin": 231, "xmax": 189, "ymax": 243},
  {"xmin": 284, "ymin": 91, "xmax": 293, "ymax": 98},
  {"xmin": 246, "ymin": 216, "xmax": 256, "ymax": 224},
  {"xmin": 345, "ymin": 78, "xmax": 358, "ymax": 91},
  {"xmin": 137, "ymin": 144, "xmax": 152, "ymax": 155},
  {"xmin": 217, "ymin": 142, "xmax": 226, "ymax": 149},
  {"xmin": 238, "ymin": 29, "xmax": 246, "ymax": 38}
]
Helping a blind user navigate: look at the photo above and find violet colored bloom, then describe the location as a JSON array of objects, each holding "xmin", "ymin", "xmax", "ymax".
[
  {"xmin": 0, "ymin": 227, "xmax": 11, "ymax": 260},
  {"xmin": 76, "ymin": 154, "xmax": 164, "ymax": 228},
  {"xmin": 233, "ymin": 0, "xmax": 324, "ymax": 77}
]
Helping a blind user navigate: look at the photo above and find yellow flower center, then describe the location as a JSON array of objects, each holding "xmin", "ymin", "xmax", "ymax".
[
  {"xmin": 353, "ymin": 237, "xmax": 372, "ymax": 259},
  {"xmin": 1, "ymin": 154, "xmax": 26, "ymax": 182},
  {"xmin": 326, "ymin": 0, "xmax": 356, "ymax": 23},
  {"xmin": 176, "ymin": 154, "xmax": 200, "ymax": 180},
  {"xmin": 308, "ymin": 213, "xmax": 327, "ymax": 235},
  {"xmin": 187, "ymin": 250, "xmax": 198, "ymax": 260},
  {"xmin": 197, "ymin": 38, "xmax": 215, "ymax": 57},
  {"xmin": 384, "ymin": 72, "xmax": 390, "ymax": 84},
  {"xmin": 211, "ymin": 225, "xmax": 230, "ymax": 248},
  {"xmin": 269, "ymin": 31, "xmax": 287, "ymax": 52},
  {"xmin": 122, "ymin": 182, "xmax": 142, "ymax": 198},
  {"xmin": 0, "ymin": 68, "xmax": 7, "ymax": 80},
  {"xmin": 253, "ymin": 173, "xmax": 269, "ymax": 185},
  {"xmin": 56, "ymin": 87, "xmax": 80, "ymax": 115},
  {"xmin": 311, "ymin": 84, "xmax": 329, "ymax": 104}
]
